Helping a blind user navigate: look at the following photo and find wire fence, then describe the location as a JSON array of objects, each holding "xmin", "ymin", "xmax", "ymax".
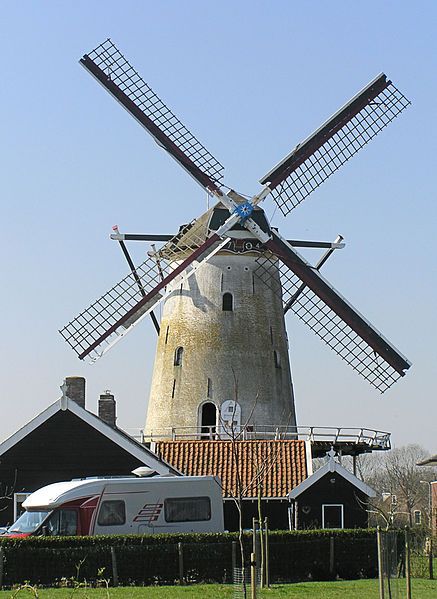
[
  {"xmin": 379, "ymin": 529, "xmax": 403, "ymax": 599},
  {"xmin": 0, "ymin": 530, "xmax": 434, "ymax": 589},
  {"xmin": 0, "ymin": 542, "xmax": 234, "ymax": 587},
  {"xmin": 233, "ymin": 567, "xmax": 260, "ymax": 599},
  {"xmin": 409, "ymin": 529, "xmax": 435, "ymax": 581},
  {"xmin": 378, "ymin": 528, "xmax": 435, "ymax": 599}
]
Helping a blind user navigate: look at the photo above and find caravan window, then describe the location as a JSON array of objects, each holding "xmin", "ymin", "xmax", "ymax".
[
  {"xmin": 8, "ymin": 510, "xmax": 49, "ymax": 534},
  {"xmin": 97, "ymin": 500, "xmax": 126, "ymax": 526},
  {"xmin": 45, "ymin": 509, "xmax": 78, "ymax": 536},
  {"xmin": 164, "ymin": 496, "xmax": 211, "ymax": 522}
]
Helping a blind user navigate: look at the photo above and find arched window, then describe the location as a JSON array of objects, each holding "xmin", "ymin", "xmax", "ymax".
[
  {"xmin": 222, "ymin": 293, "xmax": 233, "ymax": 311},
  {"xmin": 274, "ymin": 350, "xmax": 281, "ymax": 369},
  {"xmin": 174, "ymin": 347, "xmax": 183, "ymax": 366},
  {"xmin": 200, "ymin": 402, "xmax": 217, "ymax": 438}
]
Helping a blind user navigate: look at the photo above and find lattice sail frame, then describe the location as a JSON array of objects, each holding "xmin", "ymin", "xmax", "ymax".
[
  {"xmin": 254, "ymin": 251, "xmax": 403, "ymax": 392},
  {"xmin": 65, "ymin": 44, "xmax": 412, "ymax": 389},
  {"xmin": 84, "ymin": 39, "xmax": 224, "ymax": 189},
  {"xmin": 261, "ymin": 76, "xmax": 411, "ymax": 215},
  {"xmin": 60, "ymin": 215, "xmax": 227, "ymax": 362}
]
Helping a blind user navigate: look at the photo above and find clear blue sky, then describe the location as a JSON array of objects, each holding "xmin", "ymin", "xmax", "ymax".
[{"xmin": 1, "ymin": 1, "xmax": 436, "ymax": 451}]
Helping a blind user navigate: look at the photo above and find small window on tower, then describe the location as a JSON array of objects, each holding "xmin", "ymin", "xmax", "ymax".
[
  {"xmin": 174, "ymin": 347, "xmax": 184, "ymax": 366},
  {"xmin": 274, "ymin": 350, "xmax": 281, "ymax": 369},
  {"xmin": 222, "ymin": 293, "xmax": 233, "ymax": 311}
]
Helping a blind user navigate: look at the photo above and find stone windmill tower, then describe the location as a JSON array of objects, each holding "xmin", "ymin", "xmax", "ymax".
[
  {"xmin": 145, "ymin": 205, "xmax": 296, "ymax": 437},
  {"xmin": 61, "ymin": 40, "xmax": 412, "ymax": 435}
]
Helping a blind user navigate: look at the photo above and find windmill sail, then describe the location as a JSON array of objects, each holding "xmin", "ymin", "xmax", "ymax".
[
  {"xmin": 60, "ymin": 217, "xmax": 228, "ymax": 362},
  {"xmin": 62, "ymin": 44, "xmax": 412, "ymax": 391},
  {"xmin": 260, "ymin": 74, "xmax": 410, "ymax": 215},
  {"xmin": 255, "ymin": 231, "xmax": 411, "ymax": 392},
  {"xmin": 81, "ymin": 39, "xmax": 224, "ymax": 194}
]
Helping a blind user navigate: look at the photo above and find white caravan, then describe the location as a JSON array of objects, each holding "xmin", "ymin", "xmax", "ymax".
[{"xmin": 5, "ymin": 475, "xmax": 224, "ymax": 537}]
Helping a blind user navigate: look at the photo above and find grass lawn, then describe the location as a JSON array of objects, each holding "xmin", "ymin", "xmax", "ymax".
[{"xmin": 1, "ymin": 579, "xmax": 436, "ymax": 598}]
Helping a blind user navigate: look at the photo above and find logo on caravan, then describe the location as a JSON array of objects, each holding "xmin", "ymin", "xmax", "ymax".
[{"xmin": 133, "ymin": 502, "xmax": 163, "ymax": 523}]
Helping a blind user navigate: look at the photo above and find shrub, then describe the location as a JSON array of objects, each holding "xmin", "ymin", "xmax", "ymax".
[{"xmin": 0, "ymin": 529, "xmax": 378, "ymax": 586}]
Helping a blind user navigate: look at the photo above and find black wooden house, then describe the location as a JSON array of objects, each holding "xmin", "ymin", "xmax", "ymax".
[
  {"xmin": 0, "ymin": 378, "xmax": 177, "ymax": 526},
  {"xmin": 288, "ymin": 451, "xmax": 376, "ymax": 529}
]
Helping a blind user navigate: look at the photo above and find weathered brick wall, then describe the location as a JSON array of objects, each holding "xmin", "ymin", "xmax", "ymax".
[{"xmin": 145, "ymin": 251, "xmax": 296, "ymax": 437}]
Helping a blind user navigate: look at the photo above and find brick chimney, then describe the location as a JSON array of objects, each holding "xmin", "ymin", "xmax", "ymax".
[
  {"xmin": 98, "ymin": 390, "xmax": 116, "ymax": 428},
  {"xmin": 65, "ymin": 376, "xmax": 86, "ymax": 408}
]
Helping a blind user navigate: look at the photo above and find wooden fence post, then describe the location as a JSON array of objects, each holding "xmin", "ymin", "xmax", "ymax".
[
  {"xmin": 231, "ymin": 540, "xmax": 237, "ymax": 574},
  {"xmin": 429, "ymin": 536, "xmax": 434, "ymax": 580},
  {"xmin": 377, "ymin": 527, "xmax": 385, "ymax": 599},
  {"xmin": 178, "ymin": 542, "xmax": 184, "ymax": 585},
  {"xmin": 110, "ymin": 546, "xmax": 118, "ymax": 587},
  {"xmin": 329, "ymin": 535, "xmax": 335, "ymax": 577}
]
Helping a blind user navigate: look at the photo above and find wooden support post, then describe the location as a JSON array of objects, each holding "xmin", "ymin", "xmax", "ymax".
[
  {"xmin": 252, "ymin": 517, "xmax": 259, "ymax": 590},
  {"xmin": 252, "ymin": 517, "xmax": 257, "ymax": 560},
  {"xmin": 377, "ymin": 527, "xmax": 385, "ymax": 599},
  {"xmin": 110, "ymin": 546, "xmax": 118, "ymax": 587},
  {"xmin": 259, "ymin": 513, "xmax": 264, "ymax": 589},
  {"xmin": 429, "ymin": 537, "xmax": 434, "ymax": 580},
  {"xmin": 405, "ymin": 527, "xmax": 412, "ymax": 599},
  {"xmin": 0, "ymin": 547, "xmax": 4, "ymax": 588},
  {"xmin": 329, "ymin": 535, "xmax": 335, "ymax": 577},
  {"xmin": 178, "ymin": 542, "xmax": 184, "ymax": 585},
  {"xmin": 264, "ymin": 516, "xmax": 270, "ymax": 588},
  {"xmin": 250, "ymin": 552, "xmax": 257, "ymax": 599}
]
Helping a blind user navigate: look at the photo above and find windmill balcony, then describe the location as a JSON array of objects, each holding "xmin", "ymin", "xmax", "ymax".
[{"xmin": 128, "ymin": 425, "xmax": 391, "ymax": 457}]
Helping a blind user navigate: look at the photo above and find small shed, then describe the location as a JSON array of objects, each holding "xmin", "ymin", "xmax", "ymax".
[{"xmin": 288, "ymin": 450, "xmax": 376, "ymax": 529}]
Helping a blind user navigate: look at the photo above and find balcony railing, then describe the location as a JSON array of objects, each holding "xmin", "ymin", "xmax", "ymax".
[{"xmin": 127, "ymin": 425, "xmax": 391, "ymax": 451}]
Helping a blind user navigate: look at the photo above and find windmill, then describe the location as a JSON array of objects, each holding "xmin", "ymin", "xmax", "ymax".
[{"xmin": 60, "ymin": 39, "xmax": 411, "ymax": 438}]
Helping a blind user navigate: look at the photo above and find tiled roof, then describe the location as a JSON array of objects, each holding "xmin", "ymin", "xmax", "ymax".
[{"xmin": 155, "ymin": 440, "xmax": 308, "ymax": 499}]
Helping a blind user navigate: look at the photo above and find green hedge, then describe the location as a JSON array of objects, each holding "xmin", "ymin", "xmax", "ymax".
[{"xmin": 0, "ymin": 529, "xmax": 378, "ymax": 586}]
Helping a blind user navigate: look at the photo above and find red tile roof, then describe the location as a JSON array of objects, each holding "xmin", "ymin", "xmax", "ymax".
[{"xmin": 154, "ymin": 440, "xmax": 308, "ymax": 498}]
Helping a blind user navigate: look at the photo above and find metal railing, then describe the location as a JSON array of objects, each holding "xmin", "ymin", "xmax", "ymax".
[{"xmin": 126, "ymin": 425, "xmax": 391, "ymax": 450}]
